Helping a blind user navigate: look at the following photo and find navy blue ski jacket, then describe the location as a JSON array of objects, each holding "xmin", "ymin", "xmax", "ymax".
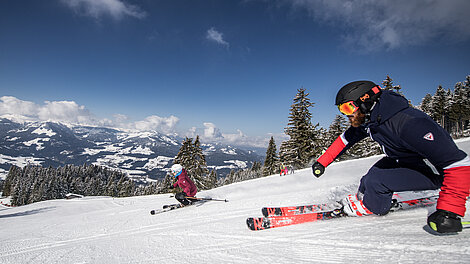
[{"xmin": 317, "ymin": 90, "xmax": 470, "ymax": 215}]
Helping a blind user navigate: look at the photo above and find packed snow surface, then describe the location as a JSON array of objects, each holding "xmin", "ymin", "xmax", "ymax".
[{"xmin": 1, "ymin": 139, "xmax": 470, "ymax": 263}]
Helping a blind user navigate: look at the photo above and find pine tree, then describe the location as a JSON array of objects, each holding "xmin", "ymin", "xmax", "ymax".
[
  {"xmin": 2, "ymin": 165, "xmax": 20, "ymax": 197},
  {"xmin": 192, "ymin": 136, "xmax": 210, "ymax": 189},
  {"xmin": 174, "ymin": 137, "xmax": 195, "ymax": 170},
  {"xmin": 284, "ymin": 88, "xmax": 318, "ymax": 168},
  {"xmin": 419, "ymin": 94, "xmax": 433, "ymax": 116},
  {"xmin": 382, "ymin": 75, "xmax": 402, "ymax": 94},
  {"xmin": 327, "ymin": 115, "xmax": 348, "ymax": 143},
  {"xmin": 173, "ymin": 136, "xmax": 210, "ymax": 190},
  {"xmin": 430, "ymin": 85, "xmax": 450, "ymax": 129},
  {"xmin": 224, "ymin": 170, "xmax": 236, "ymax": 185},
  {"xmin": 161, "ymin": 172, "xmax": 176, "ymax": 193},
  {"xmin": 449, "ymin": 81, "xmax": 470, "ymax": 136},
  {"xmin": 207, "ymin": 169, "xmax": 218, "ymax": 188},
  {"xmin": 464, "ymin": 75, "xmax": 470, "ymax": 133},
  {"xmin": 251, "ymin": 161, "xmax": 262, "ymax": 171},
  {"xmin": 263, "ymin": 136, "xmax": 279, "ymax": 176}
]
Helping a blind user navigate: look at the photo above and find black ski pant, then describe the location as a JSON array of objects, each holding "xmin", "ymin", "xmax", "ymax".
[
  {"xmin": 358, "ymin": 157, "xmax": 442, "ymax": 215},
  {"xmin": 175, "ymin": 192, "xmax": 199, "ymax": 206}
]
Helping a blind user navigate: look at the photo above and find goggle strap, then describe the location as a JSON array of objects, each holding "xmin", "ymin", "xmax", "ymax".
[{"xmin": 353, "ymin": 86, "xmax": 381, "ymax": 107}]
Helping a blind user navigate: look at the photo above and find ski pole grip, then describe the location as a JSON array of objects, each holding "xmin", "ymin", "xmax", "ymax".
[{"xmin": 312, "ymin": 161, "xmax": 325, "ymax": 178}]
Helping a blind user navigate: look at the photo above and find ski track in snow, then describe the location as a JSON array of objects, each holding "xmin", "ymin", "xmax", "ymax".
[{"xmin": 1, "ymin": 139, "xmax": 470, "ymax": 263}]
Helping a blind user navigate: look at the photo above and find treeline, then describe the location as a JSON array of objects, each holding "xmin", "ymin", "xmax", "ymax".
[
  {"xmin": 3, "ymin": 164, "xmax": 136, "ymax": 206},
  {"xmin": 419, "ymin": 75, "xmax": 470, "ymax": 137}
]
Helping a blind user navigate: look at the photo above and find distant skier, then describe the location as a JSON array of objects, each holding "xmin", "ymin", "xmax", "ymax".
[
  {"xmin": 280, "ymin": 164, "xmax": 287, "ymax": 176},
  {"xmin": 311, "ymin": 80, "xmax": 470, "ymax": 234},
  {"xmin": 170, "ymin": 164, "xmax": 198, "ymax": 206},
  {"xmin": 289, "ymin": 165, "xmax": 295, "ymax": 174}
]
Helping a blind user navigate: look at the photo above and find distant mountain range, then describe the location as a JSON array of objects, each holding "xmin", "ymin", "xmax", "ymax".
[{"xmin": 0, "ymin": 118, "xmax": 264, "ymax": 182}]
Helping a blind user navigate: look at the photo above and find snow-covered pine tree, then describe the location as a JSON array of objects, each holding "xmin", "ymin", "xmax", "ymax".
[
  {"xmin": 161, "ymin": 172, "xmax": 176, "ymax": 194},
  {"xmin": 192, "ymin": 136, "xmax": 210, "ymax": 189},
  {"xmin": 382, "ymin": 75, "xmax": 413, "ymax": 106},
  {"xmin": 207, "ymin": 169, "xmax": 218, "ymax": 188},
  {"xmin": 174, "ymin": 137, "xmax": 194, "ymax": 171},
  {"xmin": 263, "ymin": 136, "xmax": 279, "ymax": 176},
  {"xmin": 251, "ymin": 161, "xmax": 262, "ymax": 171},
  {"xmin": 173, "ymin": 136, "xmax": 210, "ymax": 190},
  {"xmin": 419, "ymin": 94, "xmax": 433, "ymax": 116},
  {"xmin": 283, "ymin": 88, "xmax": 319, "ymax": 168},
  {"xmin": 420, "ymin": 75, "xmax": 470, "ymax": 136},
  {"xmin": 463, "ymin": 75, "xmax": 470, "ymax": 134},
  {"xmin": 223, "ymin": 169, "xmax": 236, "ymax": 185},
  {"xmin": 382, "ymin": 75, "xmax": 402, "ymax": 94},
  {"xmin": 327, "ymin": 115, "xmax": 348, "ymax": 145},
  {"xmin": 430, "ymin": 85, "xmax": 450, "ymax": 129},
  {"xmin": 278, "ymin": 140, "xmax": 295, "ymax": 170},
  {"xmin": 2, "ymin": 165, "xmax": 20, "ymax": 197},
  {"xmin": 448, "ymin": 81, "xmax": 470, "ymax": 136}
]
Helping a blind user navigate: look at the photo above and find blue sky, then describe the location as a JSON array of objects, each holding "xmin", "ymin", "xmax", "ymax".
[{"xmin": 1, "ymin": 0, "xmax": 470, "ymax": 148}]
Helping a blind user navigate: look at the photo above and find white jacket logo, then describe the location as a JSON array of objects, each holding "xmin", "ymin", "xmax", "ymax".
[{"xmin": 423, "ymin": 132, "xmax": 434, "ymax": 141}]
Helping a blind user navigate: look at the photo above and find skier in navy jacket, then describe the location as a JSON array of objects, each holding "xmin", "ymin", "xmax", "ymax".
[{"xmin": 312, "ymin": 80, "xmax": 470, "ymax": 233}]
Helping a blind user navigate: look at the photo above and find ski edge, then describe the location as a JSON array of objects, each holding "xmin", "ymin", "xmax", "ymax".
[
  {"xmin": 150, "ymin": 203, "xmax": 182, "ymax": 215},
  {"xmin": 262, "ymin": 195, "xmax": 440, "ymax": 217},
  {"xmin": 247, "ymin": 209, "xmax": 345, "ymax": 231},
  {"xmin": 249, "ymin": 195, "xmax": 446, "ymax": 231}
]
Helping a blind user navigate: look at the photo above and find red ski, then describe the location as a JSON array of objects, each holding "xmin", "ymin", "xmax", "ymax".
[
  {"xmin": 262, "ymin": 203, "xmax": 335, "ymax": 217},
  {"xmin": 247, "ymin": 195, "xmax": 440, "ymax": 231},
  {"xmin": 247, "ymin": 209, "xmax": 344, "ymax": 231},
  {"xmin": 262, "ymin": 195, "xmax": 440, "ymax": 217}
]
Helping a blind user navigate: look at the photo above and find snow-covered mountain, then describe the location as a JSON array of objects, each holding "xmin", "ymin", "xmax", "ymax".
[
  {"xmin": 0, "ymin": 118, "xmax": 263, "ymax": 181},
  {"xmin": 0, "ymin": 138, "xmax": 469, "ymax": 263}
]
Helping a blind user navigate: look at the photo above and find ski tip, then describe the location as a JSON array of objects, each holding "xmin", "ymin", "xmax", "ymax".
[
  {"xmin": 261, "ymin": 208, "xmax": 269, "ymax": 217},
  {"xmin": 246, "ymin": 218, "xmax": 256, "ymax": 231},
  {"xmin": 246, "ymin": 217, "xmax": 268, "ymax": 231}
]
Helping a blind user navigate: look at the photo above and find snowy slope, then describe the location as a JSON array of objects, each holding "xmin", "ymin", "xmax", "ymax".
[{"xmin": 1, "ymin": 139, "xmax": 470, "ymax": 263}]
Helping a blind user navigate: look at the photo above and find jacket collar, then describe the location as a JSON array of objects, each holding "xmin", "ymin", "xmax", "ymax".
[{"xmin": 367, "ymin": 90, "xmax": 409, "ymax": 126}]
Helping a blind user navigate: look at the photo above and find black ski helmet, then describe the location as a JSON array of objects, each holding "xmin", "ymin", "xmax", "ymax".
[{"xmin": 336, "ymin": 80, "xmax": 382, "ymax": 114}]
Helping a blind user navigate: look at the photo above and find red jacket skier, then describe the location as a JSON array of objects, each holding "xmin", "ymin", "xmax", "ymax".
[
  {"xmin": 312, "ymin": 80, "xmax": 470, "ymax": 234},
  {"xmin": 170, "ymin": 164, "xmax": 198, "ymax": 206}
]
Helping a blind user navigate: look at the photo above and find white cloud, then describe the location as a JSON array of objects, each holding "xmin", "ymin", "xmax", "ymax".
[
  {"xmin": 0, "ymin": 96, "xmax": 178, "ymax": 134},
  {"xmin": 185, "ymin": 122, "xmax": 287, "ymax": 149},
  {"xmin": 131, "ymin": 115, "xmax": 179, "ymax": 134},
  {"xmin": 0, "ymin": 96, "xmax": 96, "ymax": 124},
  {"xmin": 203, "ymin": 122, "xmax": 223, "ymax": 139},
  {"xmin": 0, "ymin": 96, "xmax": 38, "ymax": 117},
  {"xmin": 206, "ymin": 27, "xmax": 230, "ymax": 47},
  {"xmin": 287, "ymin": 0, "xmax": 470, "ymax": 51},
  {"xmin": 61, "ymin": 0, "xmax": 147, "ymax": 20},
  {"xmin": 222, "ymin": 129, "xmax": 245, "ymax": 143},
  {"xmin": 38, "ymin": 100, "xmax": 94, "ymax": 124}
]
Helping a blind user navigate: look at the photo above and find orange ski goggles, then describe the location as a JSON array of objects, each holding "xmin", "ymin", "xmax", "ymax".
[
  {"xmin": 338, "ymin": 101, "xmax": 359, "ymax": 116},
  {"xmin": 337, "ymin": 86, "xmax": 382, "ymax": 115}
]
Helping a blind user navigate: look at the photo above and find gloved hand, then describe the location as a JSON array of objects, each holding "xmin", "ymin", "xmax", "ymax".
[
  {"xmin": 427, "ymin": 209, "xmax": 462, "ymax": 233},
  {"xmin": 312, "ymin": 161, "xmax": 325, "ymax": 178}
]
